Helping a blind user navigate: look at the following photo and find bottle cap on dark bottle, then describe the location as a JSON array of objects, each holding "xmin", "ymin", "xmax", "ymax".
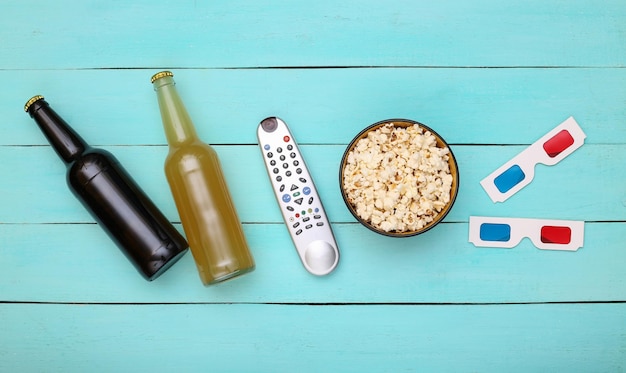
[{"xmin": 24, "ymin": 95, "xmax": 45, "ymax": 112}]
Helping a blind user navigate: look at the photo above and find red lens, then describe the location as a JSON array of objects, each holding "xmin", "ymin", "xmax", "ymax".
[
  {"xmin": 543, "ymin": 130, "xmax": 575, "ymax": 158},
  {"xmin": 540, "ymin": 226, "xmax": 571, "ymax": 244}
]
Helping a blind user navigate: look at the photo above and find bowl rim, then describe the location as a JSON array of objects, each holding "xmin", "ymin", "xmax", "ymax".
[{"xmin": 339, "ymin": 118, "xmax": 460, "ymax": 237}]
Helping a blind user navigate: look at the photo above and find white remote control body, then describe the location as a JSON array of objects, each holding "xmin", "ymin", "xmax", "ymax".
[{"xmin": 257, "ymin": 117, "xmax": 339, "ymax": 276}]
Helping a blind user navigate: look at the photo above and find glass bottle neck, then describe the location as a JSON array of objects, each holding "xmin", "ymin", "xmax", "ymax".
[
  {"xmin": 153, "ymin": 76, "xmax": 199, "ymax": 147},
  {"xmin": 27, "ymin": 99, "xmax": 88, "ymax": 164}
]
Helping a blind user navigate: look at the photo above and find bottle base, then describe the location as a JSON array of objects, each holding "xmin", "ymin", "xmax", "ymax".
[
  {"xmin": 202, "ymin": 266, "xmax": 255, "ymax": 286},
  {"xmin": 146, "ymin": 246, "xmax": 190, "ymax": 281}
]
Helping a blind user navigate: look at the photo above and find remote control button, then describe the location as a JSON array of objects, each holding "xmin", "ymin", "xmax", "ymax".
[
  {"xmin": 303, "ymin": 240, "xmax": 338, "ymax": 276},
  {"xmin": 293, "ymin": 192, "xmax": 301, "ymax": 197},
  {"xmin": 296, "ymin": 229, "xmax": 302, "ymax": 235},
  {"xmin": 279, "ymin": 184, "xmax": 285, "ymax": 192},
  {"xmin": 290, "ymin": 184, "xmax": 299, "ymax": 191},
  {"xmin": 282, "ymin": 194, "xmax": 291, "ymax": 203},
  {"xmin": 287, "ymin": 145, "xmax": 293, "ymax": 150},
  {"xmin": 287, "ymin": 206, "xmax": 294, "ymax": 212},
  {"xmin": 293, "ymin": 160, "xmax": 300, "ymax": 166},
  {"xmin": 283, "ymin": 136, "xmax": 290, "ymax": 142},
  {"xmin": 277, "ymin": 147, "xmax": 283, "ymax": 153},
  {"xmin": 303, "ymin": 216, "xmax": 310, "ymax": 222},
  {"xmin": 264, "ymin": 144, "xmax": 270, "ymax": 150},
  {"xmin": 316, "ymin": 222, "xmax": 324, "ymax": 227},
  {"xmin": 305, "ymin": 224, "xmax": 313, "ymax": 229},
  {"xmin": 315, "ymin": 208, "xmax": 319, "ymax": 213},
  {"xmin": 308, "ymin": 197, "xmax": 314, "ymax": 205},
  {"xmin": 267, "ymin": 152, "xmax": 273, "ymax": 158},
  {"xmin": 307, "ymin": 208, "xmax": 313, "ymax": 213},
  {"xmin": 293, "ymin": 222, "xmax": 300, "ymax": 228},
  {"xmin": 276, "ymin": 176, "xmax": 282, "ymax": 182},
  {"xmin": 290, "ymin": 152, "xmax": 296, "ymax": 158},
  {"xmin": 280, "ymin": 155, "xmax": 286, "ymax": 161},
  {"xmin": 295, "ymin": 213, "xmax": 300, "ymax": 218},
  {"xmin": 286, "ymin": 171, "xmax": 292, "ymax": 177},
  {"xmin": 273, "ymin": 168, "xmax": 279, "ymax": 174},
  {"xmin": 296, "ymin": 168, "xmax": 302, "ymax": 174},
  {"xmin": 294, "ymin": 197, "xmax": 304, "ymax": 205},
  {"xmin": 282, "ymin": 163, "xmax": 288, "ymax": 169},
  {"xmin": 261, "ymin": 117, "xmax": 278, "ymax": 132},
  {"xmin": 314, "ymin": 215, "xmax": 321, "ymax": 219},
  {"xmin": 270, "ymin": 160, "xmax": 276, "ymax": 166},
  {"xmin": 299, "ymin": 177, "xmax": 307, "ymax": 183},
  {"xmin": 303, "ymin": 187, "xmax": 311, "ymax": 195}
]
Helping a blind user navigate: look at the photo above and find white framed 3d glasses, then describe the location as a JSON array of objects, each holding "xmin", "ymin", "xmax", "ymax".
[
  {"xmin": 481, "ymin": 117, "xmax": 586, "ymax": 203},
  {"xmin": 469, "ymin": 216, "xmax": 585, "ymax": 251}
]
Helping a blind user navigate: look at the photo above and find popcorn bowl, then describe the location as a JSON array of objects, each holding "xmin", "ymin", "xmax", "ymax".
[{"xmin": 339, "ymin": 119, "xmax": 459, "ymax": 237}]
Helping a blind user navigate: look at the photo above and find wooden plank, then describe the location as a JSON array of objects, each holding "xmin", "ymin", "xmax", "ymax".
[
  {"xmin": 1, "ymin": 144, "xmax": 623, "ymax": 224},
  {"xmin": 2, "ymin": 1, "xmax": 625, "ymax": 69},
  {"xmin": 1, "ymin": 222, "xmax": 624, "ymax": 303},
  {"xmin": 3, "ymin": 68, "xmax": 625, "ymax": 146},
  {"xmin": 1, "ymin": 303, "xmax": 624, "ymax": 372}
]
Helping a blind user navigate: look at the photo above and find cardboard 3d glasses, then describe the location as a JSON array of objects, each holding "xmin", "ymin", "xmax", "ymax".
[
  {"xmin": 481, "ymin": 117, "xmax": 586, "ymax": 203},
  {"xmin": 469, "ymin": 216, "xmax": 584, "ymax": 251}
]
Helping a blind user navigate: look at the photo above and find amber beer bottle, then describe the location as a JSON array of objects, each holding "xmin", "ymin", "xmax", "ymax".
[
  {"xmin": 24, "ymin": 95, "xmax": 189, "ymax": 281},
  {"xmin": 151, "ymin": 71, "xmax": 255, "ymax": 285}
]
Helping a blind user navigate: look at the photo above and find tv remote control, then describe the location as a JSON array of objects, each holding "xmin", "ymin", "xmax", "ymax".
[{"xmin": 257, "ymin": 117, "xmax": 339, "ymax": 276}]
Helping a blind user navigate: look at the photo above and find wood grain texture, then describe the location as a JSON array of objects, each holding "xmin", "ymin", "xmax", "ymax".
[
  {"xmin": 2, "ymin": 68, "xmax": 625, "ymax": 146},
  {"xmin": 1, "ymin": 303, "xmax": 625, "ymax": 372},
  {"xmin": 1, "ymin": 0, "xmax": 625, "ymax": 371},
  {"xmin": 0, "ymin": 144, "xmax": 623, "ymax": 223},
  {"xmin": 2, "ymin": 0, "xmax": 625, "ymax": 69},
  {"xmin": 0, "ymin": 222, "xmax": 624, "ymax": 304}
]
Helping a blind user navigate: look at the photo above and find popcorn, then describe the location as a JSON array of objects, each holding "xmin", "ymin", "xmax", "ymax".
[{"xmin": 343, "ymin": 123, "xmax": 453, "ymax": 233}]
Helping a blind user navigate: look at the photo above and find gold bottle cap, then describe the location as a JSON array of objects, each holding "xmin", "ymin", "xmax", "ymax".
[
  {"xmin": 24, "ymin": 95, "xmax": 45, "ymax": 112},
  {"xmin": 151, "ymin": 71, "xmax": 174, "ymax": 83}
]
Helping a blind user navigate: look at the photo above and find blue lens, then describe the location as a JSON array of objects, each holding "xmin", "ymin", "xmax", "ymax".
[
  {"xmin": 479, "ymin": 223, "xmax": 511, "ymax": 242},
  {"xmin": 493, "ymin": 165, "xmax": 526, "ymax": 193}
]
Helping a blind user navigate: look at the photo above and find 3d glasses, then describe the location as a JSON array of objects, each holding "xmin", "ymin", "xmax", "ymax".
[
  {"xmin": 469, "ymin": 216, "xmax": 584, "ymax": 251},
  {"xmin": 481, "ymin": 117, "xmax": 586, "ymax": 203}
]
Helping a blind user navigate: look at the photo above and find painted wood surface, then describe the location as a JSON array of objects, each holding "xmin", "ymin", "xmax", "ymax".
[
  {"xmin": 2, "ymin": 303, "xmax": 625, "ymax": 372},
  {"xmin": 3, "ymin": 69, "xmax": 626, "ymax": 146},
  {"xmin": 1, "ymin": 222, "xmax": 625, "ymax": 305},
  {"xmin": 1, "ymin": 1, "xmax": 625, "ymax": 371},
  {"xmin": 3, "ymin": 0, "xmax": 625, "ymax": 68}
]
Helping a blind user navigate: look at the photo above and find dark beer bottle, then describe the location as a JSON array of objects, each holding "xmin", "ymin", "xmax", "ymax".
[{"xmin": 24, "ymin": 95, "xmax": 189, "ymax": 281}]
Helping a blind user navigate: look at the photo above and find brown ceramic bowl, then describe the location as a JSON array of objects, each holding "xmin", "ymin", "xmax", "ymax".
[{"xmin": 339, "ymin": 119, "xmax": 459, "ymax": 237}]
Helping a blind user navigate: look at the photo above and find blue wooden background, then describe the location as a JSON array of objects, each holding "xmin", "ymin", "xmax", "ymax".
[{"xmin": 1, "ymin": 1, "xmax": 625, "ymax": 371}]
